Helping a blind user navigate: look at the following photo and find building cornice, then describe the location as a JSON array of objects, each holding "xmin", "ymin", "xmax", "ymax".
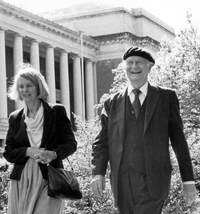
[
  {"xmin": 49, "ymin": 7, "xmax": 133, "ymax": 22},
  {"xmin": 93, "ymin": 32, "xmax": 160, "ymax": 52},
  {"xmin": 0, "ymin": 0, "xmax": 100, "ymax": 50},
  {"xmin": 48, "ymin": 6, "xmax": 175, "ymax": 37},
  {"xmin": 131, "ymin": 8, "xmax": 175, "ymax": 37}
]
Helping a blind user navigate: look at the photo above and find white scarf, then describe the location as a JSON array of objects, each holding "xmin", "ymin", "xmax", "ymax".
[{"xmin": 24, "ymin": 102, "xmax": 44, "ymax": 148}]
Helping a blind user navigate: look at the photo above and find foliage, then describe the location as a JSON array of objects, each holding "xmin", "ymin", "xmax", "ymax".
[
  {"xmin": 0, "ymin": 157, "xmax": 10, "ymax": 213},
  {"xmin": 95, "ymin": 63, "xmax": 127, "ymax": 110},
  {"xmin": 149, "ymin": 16, "xmax": 200, "ymax": 138},
  {"xmin": 63, "ymin": 115, "xmax": 118, "ymax": 214},
  {"xmin": 148, "ymin": 12, "xmax": 200, "ymax": 213}
]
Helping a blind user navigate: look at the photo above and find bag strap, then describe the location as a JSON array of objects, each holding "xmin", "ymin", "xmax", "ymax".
[
  {"xmin": 66, "ymin": 157, "xmax": 74, "ymax": 171},
  {"xmin": 45, "ymin": 144, "xmax": 74, "ymax": 171}
]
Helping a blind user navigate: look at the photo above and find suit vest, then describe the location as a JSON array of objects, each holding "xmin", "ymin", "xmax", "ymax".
[{"xmin": 119, "ymin": 94, "xmax": 147, "ymax": 175}]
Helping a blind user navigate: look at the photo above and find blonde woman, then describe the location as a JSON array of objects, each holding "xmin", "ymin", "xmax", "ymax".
[{"xmin": 4, "ymin": 64, "xmax": 77, "ymax": 214}]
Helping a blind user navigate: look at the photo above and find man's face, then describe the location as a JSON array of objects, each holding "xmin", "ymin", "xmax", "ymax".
[{"xmin": 124, "ymin": 56, "xmax": 153, "ymax": 87}]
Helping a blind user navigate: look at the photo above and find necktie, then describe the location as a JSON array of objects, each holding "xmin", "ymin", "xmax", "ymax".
[{"xmin": 132, "ymin": 89, "xmax": 141, "ymax": 118}]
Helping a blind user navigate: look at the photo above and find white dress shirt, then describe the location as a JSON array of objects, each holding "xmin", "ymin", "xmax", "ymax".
[{"xmin": 128, "ymin": 81, "xmax": 148, "ymax": 105}]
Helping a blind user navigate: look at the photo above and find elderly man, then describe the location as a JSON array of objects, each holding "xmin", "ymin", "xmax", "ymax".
[{"xmin": 90, "ymin": 47, "xmax": 196, "ymax": 214}]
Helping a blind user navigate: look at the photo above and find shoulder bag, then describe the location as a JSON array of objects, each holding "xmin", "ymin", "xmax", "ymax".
[{"xmin": 47, "ymin": 157, "xmax": 82, "ymax": 200}]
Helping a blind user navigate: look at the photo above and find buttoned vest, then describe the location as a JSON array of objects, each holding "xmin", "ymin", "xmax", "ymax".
[{"xmin": 119, "ymin": 94, "xmax": 147, "ymax": 175}]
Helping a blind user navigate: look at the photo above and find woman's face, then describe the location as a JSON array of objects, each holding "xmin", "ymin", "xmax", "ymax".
[{"xmin": 18, "ymin": 77, "xmax": 39, "ymax": 103}]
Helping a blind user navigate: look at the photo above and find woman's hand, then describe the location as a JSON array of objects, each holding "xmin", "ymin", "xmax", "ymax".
[
  {"xmin": 26, "ymin": 147, "xmax": 44, "ymax": 161},
  {"xmin": 34, "ymin": 150, "xmax": 57, "ymax": 164}
]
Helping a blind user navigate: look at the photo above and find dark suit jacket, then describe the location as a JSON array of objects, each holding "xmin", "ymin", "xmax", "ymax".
[
  {"xmin": 3, "ymin": 99, "xmax": 77, "ymax": 180},
  {"xmin": 92, "ymin": 83, "xmax": 194, "ymax": 205}
]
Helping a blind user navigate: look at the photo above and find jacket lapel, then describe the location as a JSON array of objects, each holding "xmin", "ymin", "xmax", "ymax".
[
  {"xmin": 144, "ymin": 84, "xmax": 160, "ymax": 133},
  {"xmin": 116, "ymin": 88, "xmax": 127, "ymax": 144},
  {"xmin": 18, "ymin": 112, "xmax": 30, "ymax": 146},
  {"xmin": 40, "ymin": 100, "xmax": 53, "ymax": 148}
]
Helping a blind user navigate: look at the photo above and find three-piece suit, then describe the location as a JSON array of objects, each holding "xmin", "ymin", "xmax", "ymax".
[{"xmin": 92, "ymin": 83, "xmax": 194, "ymax": 208}]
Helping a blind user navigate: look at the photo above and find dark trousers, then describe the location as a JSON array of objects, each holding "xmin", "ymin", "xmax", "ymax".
[{"xmin": 118, "ymin": 168, "xmax": 164, "ymax": 214}]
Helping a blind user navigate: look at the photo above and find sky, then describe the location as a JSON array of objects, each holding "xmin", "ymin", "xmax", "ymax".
[{"xmin": 2, "ymin": 0, "xmax": 200, "ymax": 33}]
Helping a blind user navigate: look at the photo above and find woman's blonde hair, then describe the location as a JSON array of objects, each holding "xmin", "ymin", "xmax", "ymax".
[{"xmin": 8, "ymin": 63, "xmax": 49, "ymax": 101}]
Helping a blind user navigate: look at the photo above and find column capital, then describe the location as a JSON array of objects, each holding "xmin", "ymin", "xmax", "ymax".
[
  {"xmin": 0, "ymin": 27, "xmax": 7, "ymax": 31},
  {"xmin": 45, "ymin": 44, "xmax": 55, "ymax": 49},
  {"xmin": 14, "ymin": 33, "xmax": 25, "ymax": 38},
  {"xmin": 60, "ymin": 49, "xmax": 68, "ymax": 54},
  {"xmin": 30, "ymin": 39, "xmax": 41, "ymax": 44},
  {"xmin": 85, "ymin": 59, "xmax": 92, "ymax": 63},
  {"xmin": 71, "ymin": 54, "xmax": 80, "ymax": 60}
]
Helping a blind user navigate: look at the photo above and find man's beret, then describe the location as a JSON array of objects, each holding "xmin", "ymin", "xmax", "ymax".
[{"xmin": 123, "ymin": 47, "xmax": 155, "ymax": 64}]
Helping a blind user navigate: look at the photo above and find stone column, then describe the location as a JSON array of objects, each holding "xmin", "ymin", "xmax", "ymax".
[
  {"xmin": 60, "ymin": 50, "xmax": 70, "ymax": 118},
  {"xmin": 85, "ymin": 60, "xmax": 95, "ymax": 119},
  {"xmin": 13, "ymin": 34, "xmax": 23, "ymax": 72},
  {"xmin": 73, "ymin": 55, "xmax": 83, "ymax": 119},
  {"xmin": 13, "ymin": 34, "xmax": 24, "ymax": 109},
  {"xmin": 0, "ymin": 29, "xmax": 7, "ymax": 118},
  {"xmin": 30, "ymin": 39, "xmax": 40, "ymax": 70},
  {"xmin": 93, "ymin": 62, "xmax": 98, "ymax": 116},
  {"xmin": 46, "ymin": 45, "xmax": 56, "ymax": 103}
]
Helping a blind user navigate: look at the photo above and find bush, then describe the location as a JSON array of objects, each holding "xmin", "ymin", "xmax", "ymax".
[
  {"xmin": 0, "ymin": 157, "xmax": 10, "ymax": 213},
  {"xmin": 63, "ymin": 115, "xmax": 118, "ymax": 214}
]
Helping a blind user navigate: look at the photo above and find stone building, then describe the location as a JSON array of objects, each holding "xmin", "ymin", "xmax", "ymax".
[
  {"xmin": 0, "ymin": 1, "xmax": 175, "ymax": 146},
  {"xmin": 41, "ymin": 3, "xmax": 175, "ymax": 107}
]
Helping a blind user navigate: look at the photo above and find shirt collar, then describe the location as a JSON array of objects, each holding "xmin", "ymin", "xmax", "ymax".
[{"xmin": 127, "ymin": 82, "xmax": 148, "ymax": 96}]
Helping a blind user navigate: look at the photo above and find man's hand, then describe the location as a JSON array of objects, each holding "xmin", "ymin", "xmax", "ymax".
[
  {"xmin": 90, "ymin": 175, "xmax": 105, "ymax": 198},
  {"xmin": 183, "ymin": 183, "xmax": 196, "ymax": 206}
]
